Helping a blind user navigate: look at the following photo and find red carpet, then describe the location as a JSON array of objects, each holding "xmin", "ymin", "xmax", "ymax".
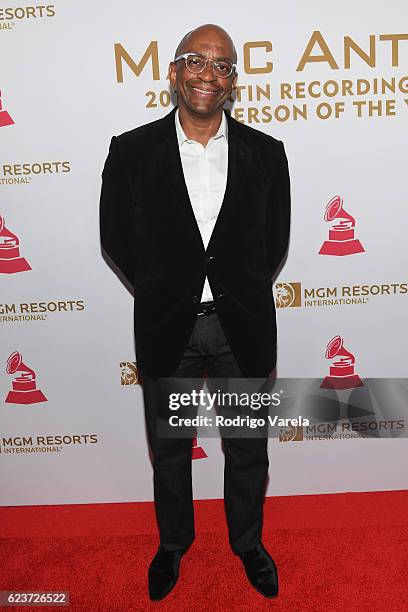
[{"xmin": 1, "ymin": 491, "xmax": 408, "ymax": 611}]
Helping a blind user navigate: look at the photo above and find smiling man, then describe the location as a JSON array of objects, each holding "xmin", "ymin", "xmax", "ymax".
[{"xmin": 100, "ymin": 23, "xmax": 290, "ymax": 601}]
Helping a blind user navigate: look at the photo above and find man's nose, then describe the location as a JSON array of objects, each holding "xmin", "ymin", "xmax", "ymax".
[{"xmin": 199, "ymin": 60, "xmax": 217, "ymax": 81}]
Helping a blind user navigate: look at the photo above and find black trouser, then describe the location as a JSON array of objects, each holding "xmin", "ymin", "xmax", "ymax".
[{"xmin": 141, "ymin": 311, "xmax": 269, "ymax": 554}]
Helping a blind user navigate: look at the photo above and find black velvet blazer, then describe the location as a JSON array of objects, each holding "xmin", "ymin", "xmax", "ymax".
[{"xmin": 99, "ymin": 106, "xmax": 290, "ymax": 377}]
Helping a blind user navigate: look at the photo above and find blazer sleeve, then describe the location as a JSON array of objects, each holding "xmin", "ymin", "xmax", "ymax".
[
  {"xmin": 265, "ymin": 140, "xmax": 291, "ymax": 275},
  {"xmin": 99, "ymin": 136, "xmax": 137, "ymax": 286}
]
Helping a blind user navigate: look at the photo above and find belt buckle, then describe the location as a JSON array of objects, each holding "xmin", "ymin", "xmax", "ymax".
[{"xmin": 197, "ymin": 301, "xmax": 215, "ymax": 316}]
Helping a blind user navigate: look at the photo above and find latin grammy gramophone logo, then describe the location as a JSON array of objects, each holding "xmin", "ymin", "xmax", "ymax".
[
  {"xmin": 5, "ymin": 351, "xmax": 47, "ymax": 404},
  {"xmin": 319, "ymin": 195, "xmax": 365, "ymax": 256},
  {"xmin": 0, "ymin": 214, "xmax": 31, "ymax": 274},
  {"xmin": 192, "ymin": 436, "xmax": 207, "ymax": 459},
  {"xmin": 321, "ymin": 335, "xmax": 363, "ymax": 390},
  {"xmin": 0, "ymin": 91, "xmax": 14, "ymax": 127}
]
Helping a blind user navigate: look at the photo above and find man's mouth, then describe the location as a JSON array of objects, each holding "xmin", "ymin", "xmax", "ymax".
[{"xmin": 190, "ymin": 86, "xmax": 219, "ymax": 96}]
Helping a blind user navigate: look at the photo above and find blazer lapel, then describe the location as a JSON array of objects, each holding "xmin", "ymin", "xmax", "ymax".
[
  {"xmin": 155, "ymin": 107, "xmax": 205, "ymax": 252},
  {"xmin": 206, "ymin": 113, "xmax": 242, "ymax": 254}
]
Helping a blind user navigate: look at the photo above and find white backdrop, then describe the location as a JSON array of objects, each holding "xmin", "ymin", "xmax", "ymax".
[{"xmin": 1, "ymin": 1, "xmax": 407, "ymax": 505}]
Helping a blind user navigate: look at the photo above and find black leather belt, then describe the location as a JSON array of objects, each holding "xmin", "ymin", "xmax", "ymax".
[{"xmin": 197, "ymin": 300, "xmax": 216, "ymax": 316}]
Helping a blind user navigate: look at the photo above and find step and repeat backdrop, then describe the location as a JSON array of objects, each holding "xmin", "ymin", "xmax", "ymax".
[{"xmin": 1, "ymin": 1, "xmax": 407, "ymax": 505}]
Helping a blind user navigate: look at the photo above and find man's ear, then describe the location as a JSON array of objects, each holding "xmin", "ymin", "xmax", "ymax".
[{"xmin": 168, "ymin": 61, "xmax": 177, "ymax": 89}]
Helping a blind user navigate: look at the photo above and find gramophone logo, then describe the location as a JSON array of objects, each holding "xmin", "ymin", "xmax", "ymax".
[
  {"xmin": 5, "ymin": 351, "xmax": 47, "ymax": 404},
  {"xmin": 319, "ymin": 195, "xmax": 365, "ymax": 256},
  {"xmin": 274, "ymin": 282, "xmax": 302, "ymax": 308},
  {"xmin": 321, "ymin": 335, "xmax": 363, "ymax": 390},
  {"xmin": 0, "ymin": 91, "xmax": 14, "ymax": 127},
  {"xmin": 192, "ymin": 436, "xmax": 207, "ymax": 459},
  {"xmin": 0, "ymin": 214, "xmax": 31, "ymax": 274}
]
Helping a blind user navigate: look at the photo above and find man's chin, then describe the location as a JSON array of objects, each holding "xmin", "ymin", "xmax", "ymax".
[{"xmin": 184, "ymin": 100, "xmax": 224, "ymax": 118}]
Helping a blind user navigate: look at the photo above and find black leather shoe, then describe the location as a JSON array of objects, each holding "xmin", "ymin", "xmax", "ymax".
[
  {"xmin": 148, "ymin": 545, "xmax": 188, "ymax": 601},
  {"xmin": 238, "ymin": 542, "xmax": 278, "ymax": 598}
]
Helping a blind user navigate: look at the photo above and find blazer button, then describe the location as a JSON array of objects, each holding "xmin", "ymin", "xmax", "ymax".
[
  {"xmin": 216, "ymin": 293, "xmax": 225, "ymax": 300},
  {"xmin": 192, "ymin": 295, "xmax": 200, "ymax": 304},
  {"xmin": 206, "ymin": 255, "xmax": 215, "ymax": 264}
]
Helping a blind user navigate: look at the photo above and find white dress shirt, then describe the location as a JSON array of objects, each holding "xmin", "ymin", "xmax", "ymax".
[{"xmin": 175, "ymin": 108, "xmax": 228, "ymax": 302}]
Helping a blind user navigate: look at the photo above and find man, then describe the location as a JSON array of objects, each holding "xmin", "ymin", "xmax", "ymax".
[{"xmin": 100, "ymin": 23, "xmax": 290, "ymax": 600}]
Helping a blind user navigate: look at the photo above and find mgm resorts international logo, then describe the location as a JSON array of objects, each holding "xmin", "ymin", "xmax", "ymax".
[
  {"xmin": 0, "ymin": 161, "xmax": 71, "ymax": 185},
  {"xmin": 279, "ymin": 425, "xmax": 304, "ymax": 442},
  {"xmin": 274, "ymin": 281, "xmax": 407, "ymax": 309},
  {"xmin": 279, "ymin": 419, "xmax": 405, "ymax": 443},
  {"xmin": 1, "ymin": 300, "xmax": 85, "ymax": 323},
  {"xmin": 0, "ymin": 300, "xmax": 85, "ymax": 323},
  {"xmin": 0, "ymin": 433, "xmax": 98, "ymax": 455},
  {"xmin": 120, "ymin": 361, "xmax": 141, "ymax": 385},
  {"xmin": 0, "ymin": 5, "xmax": 56, "ymax": 31}
]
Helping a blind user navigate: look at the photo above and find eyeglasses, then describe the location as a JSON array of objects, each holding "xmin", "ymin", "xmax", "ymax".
[{"xmin": 173, "ymin": 53, "xmax": 236, "ymax": 78}]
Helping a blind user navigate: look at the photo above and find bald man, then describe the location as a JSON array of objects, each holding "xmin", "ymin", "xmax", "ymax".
[{"xmin": 100, "ymin": 23, "xmax": 290, "ymax": 600}]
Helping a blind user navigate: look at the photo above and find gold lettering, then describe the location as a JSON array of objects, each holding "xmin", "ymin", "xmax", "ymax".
[
  {"xmin": 297, "ymin": 31, "xmax": 339, "ymax": 71},
  {"xmin": 379, "ymin": 34, "xmax": 408, "ymax": 67},
  {"xmin": 280, "ymin": 83, "xmax": 292, "ymax": 99},
  {"xmin": 344, "ymin": 35, "xmax": 376, "ymax": 68},
  {"xmin": 234, "ymin": 107, "xmax": 245, "ymax": 123},
  {"xmin": 248, "ymin": 107, "xmax": 259, "ymax": 122},
  {"xmin": 243, "ymin": 41, "xmax": 273, "ymax": 74},
  {"xmin": 115, "ymin": 41, "xmax": 160, "ymax": 83}
]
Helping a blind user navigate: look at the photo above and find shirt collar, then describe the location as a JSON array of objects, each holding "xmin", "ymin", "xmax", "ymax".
[{"xmin": 175, "ymin": 107, "xmax": 228, "ymax": 147}]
